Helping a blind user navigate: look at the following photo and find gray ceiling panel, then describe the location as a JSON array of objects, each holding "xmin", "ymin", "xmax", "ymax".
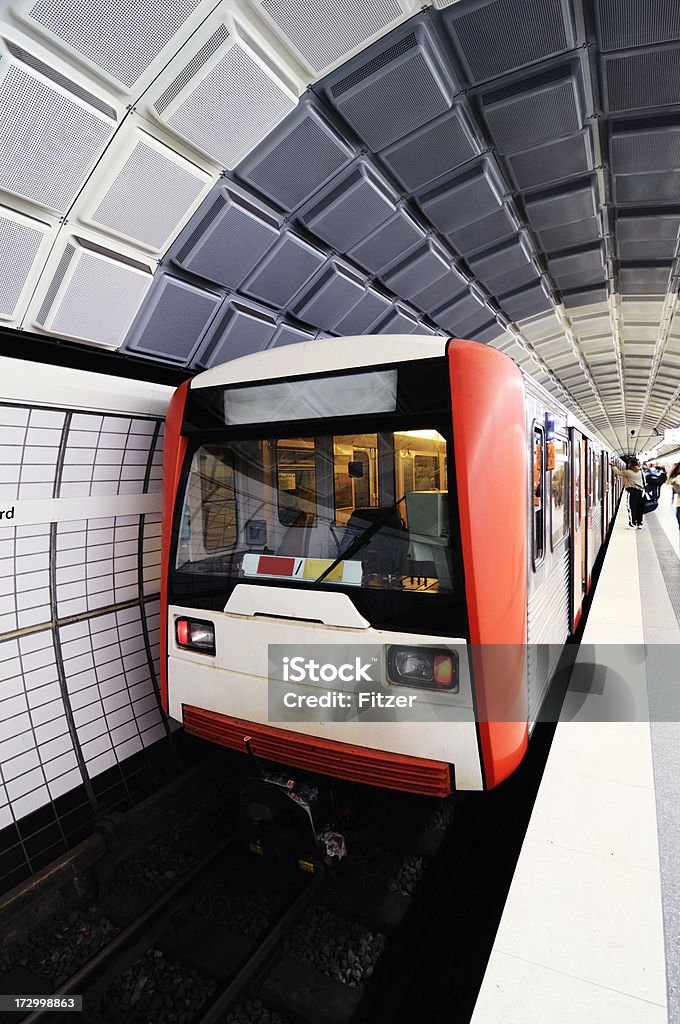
[
  {"xmin": 481, "ymin": 63, "xmax": 583, "ymax": 154},
  {"xmin": 602, "ymin": 46, "xmax": 680, "ymax": 113},
  {"xmin": 236, "ymin": 99, "xmax": 355, "ymax": 213},
  {"xmin": 619, "ymin": 265, "xmax": 671, "ymax": 295},
  {"xmin": 536, "ymin": 216, "xmax": 601, "ymax": 251},
  {"xmin": 471, "ymin": 320, "xmax": 503, "ymax": 343},
  {"xmin": 617, "ymin": 212, "xmax": 680, "ymax": 243},
  {"xmin": 324, "ymin": 20, "xmax": 456, "ymax": 151},
  {"xmin": 468, "ymin": 235, "xmax": 531, "ymax": 284},
  {"xmin": 436, "ymin": 305, "xmax": 495, "ymax": 338},
  {"xmin": 507, "ymin": 130, "xmax": 593, "ymax": 190},
  {"xmin": 334, "ymin": 286, "xmax": 393, "ymax": 335},
  {"xmin": 614, "ymin": 170, "xmax": 680, "ymax": 205},
  {"xmin": 411, "ymin": 267, "xmax": 467, "ymax": 314},
  {"xmin": 375, "ymin": 303, "xmax": 421, "ymax": 335},
  {"xmin": 197, "ymin": 297, "xmax": 278, "ymax": 368},
  {"xmin": 616, "ymin": 212, "xmax": 680, "ymax": 260},
  {"xmin": 270, "ymin": 322, "xmax": 318, "ymax": 348},
  {"xmin": 610, "ymin": 121, "xmax": 680, "ymax": 174},
  {"xmin": 173, "ymin": 182, "xmax": 281, "ymax": 289},
  {"xmin": 549, "ymin": 244, "xmax": 604, "ymax": 279},
  {"xmin": 124, "ymin": 273, "xmax": 222, "ymax": 364},
  {"xmin": 382, "ymin": 240, "xmax": 450, "ymax": 300},
  {"xmin": 499, "ymin": 281, "xmax": 552, "ymax": 319},
  {"xmin": 298, "ymin": 160, "xmax": 397, "ymax": 251},
  {"xmin": 555, "ymin": 271, "xmax": 606, "ymax": 292},
  {"xmin": 415, "ymin": 321, "xmax": 440, "ymax": 336},
  {"xmin": 487, "ymin": 263, "xmax": 540, "ymax": 296},
  {"xmin": 445, "ymin": 206, "xmax": 516, "ymax": 254},
  {"xmin": 419, "ymin": 160, "xmax": 504, "ymax": 233},
  {"xmin": 379, "ymin": 105, "xmax": 481, "ymax": 191},
  {"xmin": 291, "ymin": 259, "xmax": 366, "ymax": 330},
  {"xmin": 596, "ymin": 0, "xmax": 678, "ymax": 51},
  {"xmin": 443, "ymin": 0, "xmax": 575, "ymax": 84},
  {"xmin": 242, "ymin": 230, "xmax": 328, "ymax": 308},
  {"xmin": 525, "ymin": 181, "xmax": 597, "ymax": 230},
  {"xmin": 432, "ymin": 289, "xmax": 486, "ymax": 331},
  {"xmin": 562, "ymin": 284, "xmax": 608, "ymax": 307},
  {"xmin": 347, "ymin": 208, "xmax": 426, "ymax": 275}
]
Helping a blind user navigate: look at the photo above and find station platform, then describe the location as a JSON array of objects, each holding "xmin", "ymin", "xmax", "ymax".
[{"xmin": 471, "ymin": 488, "xmax": 680, "ymax": 1023}]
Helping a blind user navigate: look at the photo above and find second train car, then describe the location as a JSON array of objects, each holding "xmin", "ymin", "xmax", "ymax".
[{"xmin": 161, "ymin": 336, "xmax": 621, "ymax": 796}]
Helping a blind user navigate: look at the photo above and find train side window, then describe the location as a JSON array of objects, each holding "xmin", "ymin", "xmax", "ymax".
[
  {"xmin": 574, "ymin": 442, "xmax": 581, "ymax": 530},
  {"xmin": 276, "ymin": 439, "xmax": 317, "ymax": 527},
  {"xmin": 414, "ymin": 454, "xmax": 440, "ymax": 490},
  {"xmin": 532, "ymin": 424, "xmax": 545, "ymax": 567},
  {"xmin": 333, "ymin": 435, "xmax": 378, "ymax": 524},
  {"xmin": 593, "ymin": 452, "xmax": 600, "ymax": 506},
  {"xmin": 587, "ymin": 448, "xmax": 593, "ymax": 511},
  {"xmin": 550, "ymin": 436, "xmax": 569, "ymax": 549}
]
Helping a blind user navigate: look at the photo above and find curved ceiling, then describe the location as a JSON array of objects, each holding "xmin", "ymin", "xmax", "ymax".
[{"xmin": 1, "ymin": 0, "xmax": 679, "ymax": 458}]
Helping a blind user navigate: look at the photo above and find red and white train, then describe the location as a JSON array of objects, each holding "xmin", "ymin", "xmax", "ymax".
[{"xmin": 160, "ymin": 336, "xmax": 622, "ymax": 797}]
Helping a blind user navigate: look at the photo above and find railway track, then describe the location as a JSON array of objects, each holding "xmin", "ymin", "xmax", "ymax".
[{"xmin": 11, "ymin": 786, "xmax": 462, "ymax": 1024}]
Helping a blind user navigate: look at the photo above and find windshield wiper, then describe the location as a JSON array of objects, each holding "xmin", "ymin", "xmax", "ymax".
[{"xmin": 314, "ymin": 495, "xmax": 406, "ymax": 584}]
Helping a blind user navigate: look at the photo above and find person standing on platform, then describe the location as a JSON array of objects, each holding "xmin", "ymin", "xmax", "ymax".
[
  {"xmin": 613, "ymin": 459, "xmax": 646, "ymax": 529},
  {"xmin": 668, "ymin": 461, "xmax": 680, "ymax": 536}
]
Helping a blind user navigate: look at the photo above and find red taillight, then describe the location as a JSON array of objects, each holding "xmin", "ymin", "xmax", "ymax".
[
  {"xmin": 175, "ymin": 617, "xmax": 215, "ymax": 655},
  {"xmin": 434, "ymin": 654, "xmax": 454, "ymax": 688},
  {"xmin": 387, "ymin": 647, "xmax": 459, "ymax": 692}
]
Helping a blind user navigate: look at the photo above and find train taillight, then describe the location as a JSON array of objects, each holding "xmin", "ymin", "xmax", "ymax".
[
  {"xmin": 175, "ymin": 617, "xmax": 216, "ymax": 655},
  {"xmin": 387, "ymin": 647, "xmax": 458, "ymax": 692}
]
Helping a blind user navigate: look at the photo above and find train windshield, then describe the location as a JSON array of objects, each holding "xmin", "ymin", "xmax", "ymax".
[
  {"xmin": 175, "ymin": 428, "xmax": 454, "ymax": 593},
  {"xmin": 170, "ymin": 358, "xmax": 467, "ymax": 634}
]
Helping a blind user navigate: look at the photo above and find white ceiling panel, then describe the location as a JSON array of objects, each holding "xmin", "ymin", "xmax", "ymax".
[
  {"xmin": 0, "ymin": 31, "xmax": 119, "ymax": 213},
  {"xmin": 0, "ymin": 199, "xmax": 55, "ymax": 324},
  {"xmin": 71, "ymin": 116, "xmax": 216, "ymax": 254},
  {"xmin": 243, "ymin": 0, "xmax": 420, "ymax": 79},
  {"xmin": 24, "ymin": 227, "xmax": 155, "ymax": 348},
  {"xmin": 5, "ymin": 0, "xmax": 215, "ymax": 95},
  {"xmin": 141, "ymin": 3, "xmax": 303, "ymax": 168}
]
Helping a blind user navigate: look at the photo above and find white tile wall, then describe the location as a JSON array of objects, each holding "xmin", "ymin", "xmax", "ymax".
[{"xmin": 0, "ymin": 394, "xmax": 170, "ymax": 846}]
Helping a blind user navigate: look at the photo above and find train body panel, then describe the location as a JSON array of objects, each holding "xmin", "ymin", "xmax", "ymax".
[{"xmin": 162, "ymin": 335, "xmax": 621, "ymax": 794}]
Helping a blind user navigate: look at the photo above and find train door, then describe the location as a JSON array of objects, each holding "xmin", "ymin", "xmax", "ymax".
[
  {"xmin": 602, "ymin": 452, "xmax": 609, "ymax": 535},
  {"xmin": 570, "ymin": 428, "xmax": 583, "ymax": 629}
]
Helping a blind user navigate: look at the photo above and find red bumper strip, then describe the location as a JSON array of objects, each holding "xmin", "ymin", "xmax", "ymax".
[{"xmin": 183, "ymin": 706, "xmax": 453, "ymax": 797}]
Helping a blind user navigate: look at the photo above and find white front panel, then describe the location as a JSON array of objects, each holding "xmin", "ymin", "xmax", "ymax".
[
  {"xmin": 191, "ymin": 334, "xmax": 447, "ymax": 388},
  {"xmin": 168, "ymin": 592, "xmax": 484, "ymax": 790}
]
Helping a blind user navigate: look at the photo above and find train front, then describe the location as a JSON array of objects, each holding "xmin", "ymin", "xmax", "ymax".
[{"xmin": 161, "ymin": 336, "xmax": 528, "ymax": 799}]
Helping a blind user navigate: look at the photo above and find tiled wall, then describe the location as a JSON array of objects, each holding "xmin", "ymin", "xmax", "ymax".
[{"xmin": 0, "ymin": 358, "xmax": 197, "ymax": 895}]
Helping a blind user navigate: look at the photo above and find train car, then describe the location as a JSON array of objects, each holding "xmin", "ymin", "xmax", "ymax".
[{"xmin": 161, "ymin": 336, "xmax": 619, "ymax": 802}]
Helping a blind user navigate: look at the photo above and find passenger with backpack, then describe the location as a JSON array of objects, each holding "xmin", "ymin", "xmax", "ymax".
[{"xmin": 613, "ymin": 459, "xmax": 647, "ymax": 529}]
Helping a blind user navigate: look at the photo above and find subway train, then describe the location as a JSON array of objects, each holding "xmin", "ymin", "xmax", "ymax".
[{"xmin": 160, "ymin": 336, "xmax": 622, "ymax": 799}]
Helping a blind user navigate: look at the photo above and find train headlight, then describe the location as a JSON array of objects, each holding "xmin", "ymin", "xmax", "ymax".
[
  {"xmin": 387, "ymin": 647, "xmax": 458, "ymax": 692},
  {"xmin": 175, "ymin": 617, "xmax": 216, "ymax": 654}
]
